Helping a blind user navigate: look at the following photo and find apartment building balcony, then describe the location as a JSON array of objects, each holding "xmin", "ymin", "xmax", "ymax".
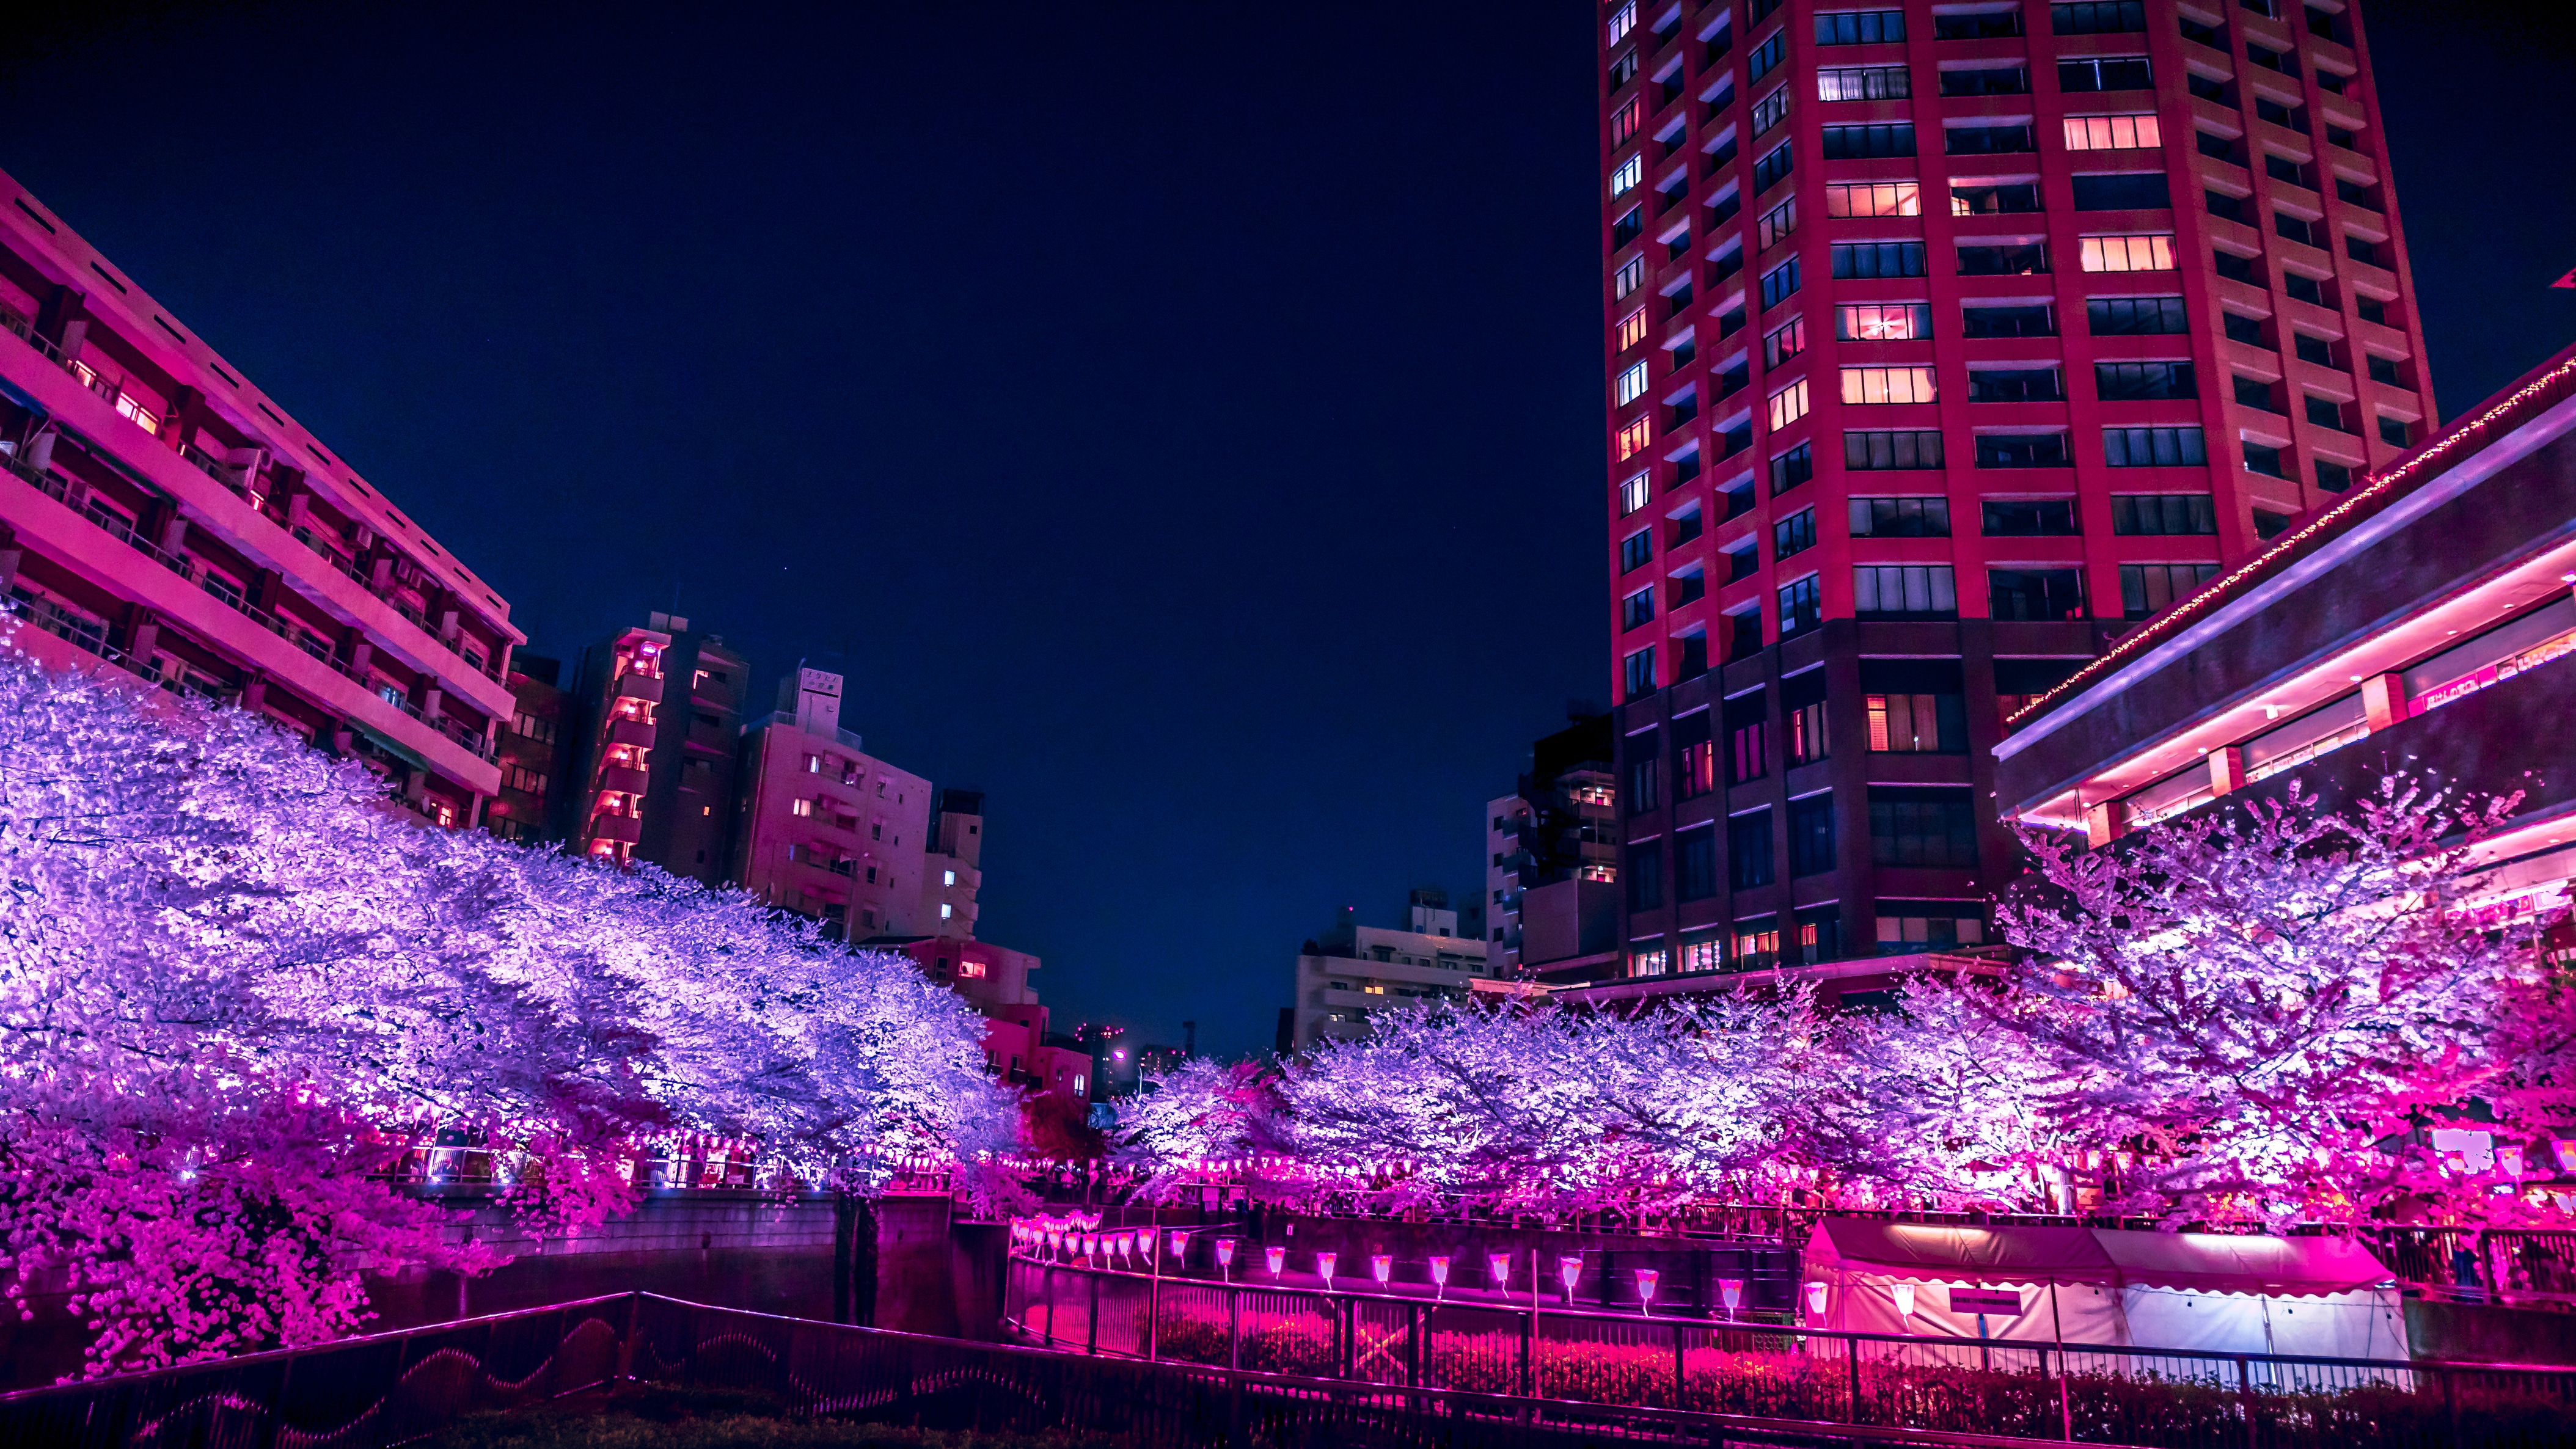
[
  {"xmin": 0, "ymin": 327, "xmax": 516, "ymax": 723},
  {"xmin": 0, "ymin": 453, "xmax": 500, "ymax": 794},
  {"xmin": 589, "ymin": 812, "xmax": 643, "ymax": 845},
  {"xmin": 595, "ymin": 764, "xmax": 650, "ymax": 796},
  {"xmin": 615, "ymin": 670, "xmax": 665, "ymax": 703},
  {"xmin": 606, "ymin": 717, "xmax": 656, "ymax": 748}
]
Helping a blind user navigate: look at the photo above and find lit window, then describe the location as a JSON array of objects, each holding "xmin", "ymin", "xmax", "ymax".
[
  {"xmin": 1616, "ymin": 416, "xmax": 1653, "ymax": 460},
  {"xmin": 1611, "ymin": 96, "xmax": 1642, "ymax": 144},
  {"xmin": 1767, "ymin": 378, "xmax": 1811, "ymax": 429},
  {"xmin": 1619, "ymin": 471, "xmax": 1651, "ymax": 516},
  {"xmin": 1751, "ymin": 84, "xmax": 1789, "ymax": 137},
  {"xmin": 1841, "ymin": 365, "xmax": 1939, "ymax": 404},
  {"xmin": 1611, "ymin": 154, "xmax": 1644, "ymax": 197},
  {"xmin": 804, "ymin": 754, "xmax": 821, "ymax": 773},
  {"xmin": 958, "ymin": 958, "xmax": 987, "ymax": 979},
  {"xmin": 1616, "ymin": 307, "xmax": 1648, "ymax": 349},
  {"xmin": 792, "ymin": 798, "xmax": 813, "ymax": 817},
  {"xmin": 1837, "ymin": 303, "xmax": 1930, "ymax": 340},
  {"xmin": 1824, "ymin": 181, "xmax": 1921, "ymax": 218},
  {"xmin": 1614, "ymin": 255, "xmax": 1645, "ymax": 298},
  {"xmin": 1615, "ymin": 360, "xmax": 1651, "ymax": 406},
  {"xmin": 940, "ymin": 903, "xmax": 954, "ymax": 919},
  {"xmin": 1607, "ymin": 0, "xmax": 1636, "ymax": 44},
  {"xmin": 2065, "ymin": 114, "xmax": 2160, "ymax": 150},
  {"xmin": 2079, "ymin": 233, "xmax": 2177, "ymax": 272},
  {"xmin": 944, "ymin": 869, "xmax": 957, "ymax": 886},
  {"xmin": 1763, "ymin": 315, "xmax": 1807, "ymax": 368}
]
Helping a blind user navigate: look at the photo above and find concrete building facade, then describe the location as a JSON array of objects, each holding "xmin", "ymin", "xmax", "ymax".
[
  {"xmin": 1592, "ymin": 0, "xmax": 2432, "ymax": 1001},
  {"xmin": 562, "ymin": 613, "xmax": 747, "ymax": 883},
  {"xmin": 731, "ymin": 665, "xmax": 934, "ymax": 938},
  {"xmin": 1994, "ymin": 343, "xmax": 2576, "ymax": 911},
  {"xmin": 1285, "ymin": 893, "xmax": 1491, "ymax": 1052},
  {"xmin": 1487, "ymin": 714, "xmax": 1624, "ymax": 979},
  {"xmin": 0, "ymin": 170, "xmax": 522, "ymax": 827}
]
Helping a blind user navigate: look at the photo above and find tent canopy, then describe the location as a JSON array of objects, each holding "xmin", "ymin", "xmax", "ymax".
[{"xmin": 1806, "ymin": 1219, "xmax": 2393, "ymax": 1298}]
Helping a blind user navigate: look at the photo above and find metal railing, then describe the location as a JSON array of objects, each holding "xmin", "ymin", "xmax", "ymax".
[
  {"xmin": 1004, "ymin": 1257, "xmax": 2576, "ymax": 1449},
  {"xmin": 0, "ymin": 1290, "xmax": 2232, "ymax": 1449}
]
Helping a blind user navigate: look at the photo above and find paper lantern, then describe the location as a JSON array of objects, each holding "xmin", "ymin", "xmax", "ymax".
[
  {"xmin": 1558, "ymin": 1255, "xmax": 1583, "ymax": 1302},
  {"xmin": 1371, "ymin": 1253, "xmax": 1392, "ymax": 1285},
  {"xmin": 1315, "ymin": 1251, "xmax": 1337, "ymax": 1290},
  {"xmin": 1265, "ymin": 1244, "xmax": 1286, "ymax": 1279},
  {"xmin": 1805, "ymin": 1281, "xmax": 1828, "ymax": 1319},
  {"xmin": 1428, "ymin": 1255, "xmax": 1450, "ymax": 1299},
  {"xmin": 1892, "ymin": 1282, "xmax": 1917, "ymax": 1319},
  {"xmin": 1636, "ymin": 1268, "xmax": 1659, "ymax": 1316},
  {"xmin": 1718, "ymin": 1277, "xmax": 1743, "ymax": 1319},
  {"xmin": 1488, "ymin": 1252, "xmax": 1511, "ymax": 1290}
]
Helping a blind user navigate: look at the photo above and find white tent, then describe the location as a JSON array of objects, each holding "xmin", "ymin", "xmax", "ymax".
[{"xmin": 1801, "ymin": 1219, "xmax": 2410, "ymax": 1361}]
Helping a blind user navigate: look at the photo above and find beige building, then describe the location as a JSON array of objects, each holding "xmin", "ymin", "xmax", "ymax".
[{"xmin": 1284, "ymin": 892, "xmax": 1490, "ymax": 1051}]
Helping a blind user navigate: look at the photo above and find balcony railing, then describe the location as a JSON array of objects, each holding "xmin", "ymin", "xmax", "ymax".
[{"xmin": 2, "ymin": 310, "xmax": 507, "ymax": 687}]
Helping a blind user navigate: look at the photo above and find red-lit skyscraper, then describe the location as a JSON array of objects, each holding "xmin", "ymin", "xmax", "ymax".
[{"xmin": 1584, "ymin": 0, "xmax": 2432, "ymax": 999}]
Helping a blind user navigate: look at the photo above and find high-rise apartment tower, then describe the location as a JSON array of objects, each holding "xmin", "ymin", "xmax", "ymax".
[{"xmin": 1591, "ymin": 0, "xmax": 2431, "ymax": 997}]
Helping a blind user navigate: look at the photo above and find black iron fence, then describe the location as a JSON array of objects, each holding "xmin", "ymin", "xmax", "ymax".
[
  {"xmin": 0, "ymin": 1291, "xmax": 2198, "ymax": 1449},
  {"xmin": 1004, "ymin": 1257, "xmax": 2576, "ymax": 1449}
]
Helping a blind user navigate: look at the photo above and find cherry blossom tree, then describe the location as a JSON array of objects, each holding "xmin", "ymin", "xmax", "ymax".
[
  {"xmin": 0, "ymin": 640, "xmax": 1019, "ymax": 1375},
  {"xmin": 1989, "ymin": 779, "xmax": 2555, "ymax": 1227}
]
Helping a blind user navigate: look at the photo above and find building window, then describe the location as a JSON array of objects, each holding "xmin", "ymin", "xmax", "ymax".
[
  {"xmin": 1734, "ymin": 919, "xmax": 1782, "ymax": 971},
  {"xmin": 1789, "ymin": 794, "xmax": 1837, "ymax": 876},
  {"xmin": 1678, "ymin": 932, "xmax": 1724, "ymax": 974},
  {"xmin": 2120, "ymin": 562, "xmax": 2220, "ymax": 618},
  {"xmin": 1875, "ymin": 899, "xmax": 1987, "ymax": 953},
  {"xmin": 1768, "ymin": 378, "xmax": 1811, "ymax": 429},
  {"xmin": 2052, "ymin": 1, "xmax": 2145, "ymax": 34},
  {"xmin": 2244, "ymin": 440, "xmax": 2290, "ymax": 479},
  {"xmin": 2073, "ymin": 172, "xmax": 2170, "ymax": 210},
  {"xmin": 1817, "ymin": 65, "xmax": 1909, "ymax": 101},
  {"xmin": 1849, "ymin": 496, "xmax": 1949, "ymax": 536},
  {"xmin": 1755, "ymin": 141, "xmax": 1795, "ymax": 192},
  {"xmin": 1821, "ymin": 123, "xmax": 1916, "ymax": 158},
  {"xmin": 792, "ymin": 798, "xmax": 814, "ymax": 818},
  {"xmin": 1835, "ymin": 302, "xmax": 1930, "ymax": 341},
  {"xmin": 1628, "ymin": 840, "xmax": 1665, "ymax": 910},
  {"xmin": 2079, "ymin": 233, "xmax": 2177, "ymax": 272},
  {"xmin": 1855, "ymin": 564, "xmax": 1957, "ymax": 618},
  {"xmin": 1615, "ymin": 360, "xmax": 1651, "ymax": 406},
  {"xmin": 1619, "ymin": 472, "xmax": 1651, "ymax": 516},
  {"xmin": 1751, "ymin": 84, "xmax": 1790, "ymax": 137},
  {"xmin": 1729, "ymin": 811, "xmax": 1776, "ymax": 889},
  {"xmin": 1622, "ymin": 530, "xmax": 1653, "ymax": 572},
  {"xmin": 2103, "ymin": 426, "xmax": 2208, "ymax": 468},
  {"xmin": 1815, "ymin": 9, "xmax": 1905, "ymax": 44},
  {"xmin": 1845, "ymin": 430, "xmax": 1945, "ymax": 470},
  {"xmin": 1624, "ymin": 647, "xmax": 1657, "ymax": 701},
  {"xmin": 1945, "ymin": 122, "xmax": 2036, "ymax": 155},
  {"xmin": 1988, "ymin": 568, "xmax": 2088, "ymax": 621},
  {"xmin": 1869, "ymin": 789, "xmax": 1979, "ymax": 868},
  {"xmin": 1763, "ymin": 315, "xmax": 1808, "ymax": 368},
  {"xmin": 2064, "ymin": 112, "xmax": 2161, "ymax": 150},
  {"xmin": 1616, "ymin": 308, "xmax": 1649, "ymax": 350},
  {"xmin": 2058, "ymin": 56, "xmax": 2154, "ymax": 92},
  {"xmin": 1868, "ymin": 693, "xmax": 1965, "ymax": 753},
  {"xmin": 1611, "ymin": 96, "xmax": 1642, "ymax": 145},
  {"xmin": 2088, "ymin": 295, "xmax": 2187, "ymax": 335},
  {"xmin": 1983, "ymin": 499, "xmax": 2079, "ymax": 536},
  {"xmin": 1607, "ymin": 1, "xmax": 1636, "ymax": 45},
  {"xmin": 1967, "ymin": 367, "xmax": 2064, "ymax": 403},
  {"xmin": 1958, "ymin": 241, "xmax": 2049, "ymax": 275},
  {"xmin": 1951, "ymin": 181, "xmax": 2041, "ymax": 216},
  {"xmin": 1774, "ymin": 506, "xmax": 1818, "ymax": 560},
  {"xmin": 1677, "ymin": 825, "xmax": 1719, "ymax": 902},
  {"xmin": 1617, "ymin": 417, "xmax": 1653, "ymax": 460},
  {"xmin": 1787, "ymin": 693, "xmax": 1829, "ymax": 765},
  {"xmin": 1777, "ymin": 574, "xmax": 1823, "ymax": 637},
  {"xmin": 1615, "ymin": 255, "xmax": 1645, "ymax": 297},
  {"xmin": 1771, "ymin": 441, "xmax": 1815, "ymax": 494},
  {"xmin": 1623, "ymin": 586, "xmax": 1656, "ymax": 630},
  {"xmin": 1975, "ymin": 433, "xmax": 2073, "ymax": 469},
  {"xmin": 2111, "ymin": 494, "xmax": 2218, "ymax": 535},
  {"xmin": 1829, "ymin": 241, "xmax": 1928, "ymax": 279},
  {"xmin": 1758, "ymin": 195, "xmax": 1796, "ymax": 249},
  {"xmin": 2096, "ymin": 360, "xmax": 2197, "ymax": 400},
  {"xmin": 1729, "ymin": 706, "xmax": 1768, "ymax": 784},
  {"xmin": 1680, "ymin": 725, "xmax": 1717, "ymax": 799},
  {"xmin": 1841, "ymin": 366, "xmax": 1937, "ymax": 405},
  {"xmin": 1612, "ymin": 155, "xmax": 1644, "ymax": 200},
  {"xmin": 1824, "ymin": 181, "xmax": 1920, "ymax": 219},
  {"xmin": 1748, "ymin": 30, "xmax": 1785, "ymax": 82}
]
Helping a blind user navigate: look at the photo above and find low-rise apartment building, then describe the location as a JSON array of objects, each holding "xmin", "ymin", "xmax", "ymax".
[
  {"xmin": 1284, "ymin": 892, "xmax": 1491, "ymax": 1051},
  {"xmin": 0, "ymin": 170, "xmax": 519, "ymax": 825}
]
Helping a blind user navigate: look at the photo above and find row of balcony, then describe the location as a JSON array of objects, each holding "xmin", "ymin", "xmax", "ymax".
[
  {"xmin": 1, "ymin": 306, "xmax": 510, "ymax": 687},
  {"xmin": 0, "ymin": 448, "xmax": 499, "ymax": 764}
]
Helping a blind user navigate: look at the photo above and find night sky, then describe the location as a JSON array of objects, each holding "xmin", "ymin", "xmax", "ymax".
[{"xmin": 7, "ymin": 2, "xmax": 2571, "ymax": 1059}]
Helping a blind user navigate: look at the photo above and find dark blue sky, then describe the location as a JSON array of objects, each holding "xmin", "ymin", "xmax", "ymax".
[{"xmin": 6, "ymin": 2, "xmax": 2569, "ymax": 1058}]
